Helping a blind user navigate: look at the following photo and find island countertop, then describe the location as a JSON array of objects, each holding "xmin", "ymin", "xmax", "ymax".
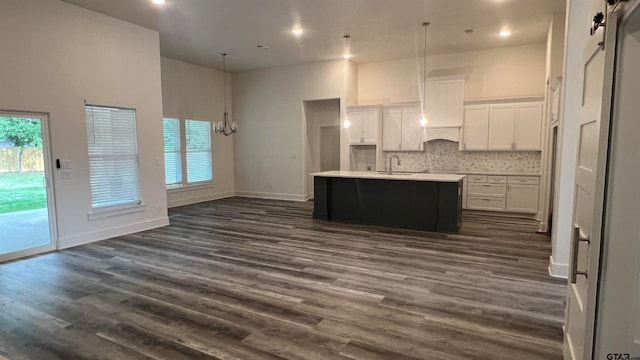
[{"xmin": 311, "ymin": 171, "xmax": 466, "ymax": 182}]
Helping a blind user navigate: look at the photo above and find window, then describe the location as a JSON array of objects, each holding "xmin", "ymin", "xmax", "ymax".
[
  {"xmin": 85, "ymin": 104, "xmax": 141, "ymax": 209},
  {"xmin": 163, "ymin": 118, "xmax": 182, "ymax": 185},
  {"xmin": 186, "ymin": 119, "xmax": 212, "ymax": 183},
  {"xmin": 162, "ymin": 118, "xmax": 213, "ymax": 187}
]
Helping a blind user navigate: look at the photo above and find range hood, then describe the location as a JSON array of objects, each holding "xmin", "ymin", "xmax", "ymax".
[
  {"xmin": 422, "ymin": 126, "xmax": 461, "ymax": 143},
  {"xmin": 419, "ymin": 68, "xmax": 471, "ymax": 143}
]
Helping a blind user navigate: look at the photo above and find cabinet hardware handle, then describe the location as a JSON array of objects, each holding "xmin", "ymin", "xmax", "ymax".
[{"xmin": 570, "ymin": 226, "xmax": 591, "ymax": 284}]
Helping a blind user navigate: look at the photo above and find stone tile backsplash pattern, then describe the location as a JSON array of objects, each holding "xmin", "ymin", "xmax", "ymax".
[{"xmin": 384, "ymin": 140, "xmax": 541, "ymax": 173}]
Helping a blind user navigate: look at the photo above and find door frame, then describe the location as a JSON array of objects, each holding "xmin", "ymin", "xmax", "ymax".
[{"xmin": 0, "ymin": 110, "xmax": 58, "ymax": 263}]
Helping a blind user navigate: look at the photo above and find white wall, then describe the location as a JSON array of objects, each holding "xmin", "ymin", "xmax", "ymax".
[
  {"xmin": 0, "ymin": 0, "xmax": 168, "ymax": 249},
  {"xmin": 161, "ymin": 57, "xmax": 235, "ymax": 207},
  {"xmin": 357, "ymin": 43, "xmax": 547, "ymax": 104},
  {"xmin": 233, "ymin": 60, "xmax": 346, "ymax": 201}
]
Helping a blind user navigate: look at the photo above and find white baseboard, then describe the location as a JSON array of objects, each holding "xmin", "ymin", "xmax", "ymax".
[
  {"xmin": 235, "ymin": 190, "xmax": 307, "ymax": 202},
  {"xmin": 305, "ymin": 192, "xmax": 314, "ymax": 201},
  {"xmin": 548, "ymin": 255, "xmax": 569, "ymax": 279},
  {"xmin": 168, "ymin": 190, "xmax": 235, "ymax": 208},
  {"xmin": 538, "ymin": 220, "xmax": 549, "ymax": 233},
  {"xmin": 58, "ymin": 217, "xmax": 170, "ymax": 250}
]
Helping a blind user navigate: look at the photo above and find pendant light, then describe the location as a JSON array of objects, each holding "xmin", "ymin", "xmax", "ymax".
[
  {"xmin": 343, "ymin": 34, "xmax": 351, "ymax": 129},
  {"xmin": 420, "ymin": 22, "xmax": 430, "ymax": 127},
  {"xmin": 214, "ymin": 53, "xmax": 237, "ymax": 136}
]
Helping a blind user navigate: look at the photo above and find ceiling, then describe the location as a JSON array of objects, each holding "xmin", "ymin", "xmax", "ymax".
[{"xmin": 60, "ymin": 0, "xmax": 566, "ymax": 72}]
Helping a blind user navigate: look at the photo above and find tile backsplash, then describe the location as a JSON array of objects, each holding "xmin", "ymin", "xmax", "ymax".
[{"xmin": 384, "ymin": 140, "xmax": 541, "ymax": 173}]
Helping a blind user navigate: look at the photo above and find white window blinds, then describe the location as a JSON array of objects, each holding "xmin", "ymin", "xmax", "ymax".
[
  {"xmin": 163, "ymin": 118, "xmax": 182, "ymax": 185},
  {"xmin": 85, "ymin": 104, "xmax": 141, "ymax": 209},
  {"xmin": 185, "ymin": 119, "xmax": 212, "ymax": 183}
]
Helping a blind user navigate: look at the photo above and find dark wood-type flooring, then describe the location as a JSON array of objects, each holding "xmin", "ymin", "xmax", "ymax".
[{"xmin": 0, "ymin": 197, "xmax": 566, "ymax": 360}]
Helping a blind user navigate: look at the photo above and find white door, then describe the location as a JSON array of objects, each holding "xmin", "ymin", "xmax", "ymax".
[
  {"xmin": 488, "ymin": 104, "xmax": 515, "ymax": 150},
  {"xmin": 514, "ymin": 103, "xmax": 543, "ymax": 150},
  {"xmin": 594, "ymin": 4, "xmax": 640, "ymax": 358},
  {"xmin": 564, "ymin": 9, "xmax": 620, "ymax": 360},
  {"xmin": 0, "ymin": 112, "xmax": 57, "ymax": 263},
  {"xmin": 463, "ymin": 105, "xmax": 489, "ymax": 150}
]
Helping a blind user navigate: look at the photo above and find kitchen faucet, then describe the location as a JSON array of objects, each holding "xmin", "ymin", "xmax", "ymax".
[{"xmin": 388, "ymin": 155, "xmax": 401, "ymax": 175}]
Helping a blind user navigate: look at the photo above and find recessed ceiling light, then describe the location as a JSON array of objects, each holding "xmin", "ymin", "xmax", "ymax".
[
  {"xmin": 151, "ymin": 0, "xmax": 165, "ymax": 4},
  {"xmin": 292, "ymin": 27, "xmax": 303, "ymax": 36},
  {"xmin": 499, "ymin": 30, "xmax": 511, "ymax": 37},
  {"xmin": 343, "ymin": 54, "xmax": 352, "ymax": 59}
]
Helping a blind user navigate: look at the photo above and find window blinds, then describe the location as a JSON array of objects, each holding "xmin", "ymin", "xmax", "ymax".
[
  {"xmin": 185, "ymin": 119, "xmax": 212, "ymax": 183},
  {"xmin": 163, "ymin": 118, "xmax": 182, "ymax": 185},
  {"xmin": 85, "ymin": 105, "xmax": 141, "ymax": 209}
]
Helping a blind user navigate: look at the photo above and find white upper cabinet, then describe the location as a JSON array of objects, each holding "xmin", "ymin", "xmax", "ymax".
[
  {"xmin": 347, "ymin": 105, "xmax": 381, "ymax": 145},
  {"xmin": 401, "ymin": 107, "xmax": 423, "ymax": 151},
  {"xmin": 425, "ymin": 78, "xmax": 465, "ymax": 127},
  {"xmin": 514, "ymin": 103, "xmax": 543, "ymax": 150},
  {"xmin": 382, "ymin": 104, "xmax": 423, "ymax": 151},
  {"xmin": 361, "ymin": 110, "xmax": 379, "ymax": 144},
  {"xmin": 462, "ymin": 105, "xmax": 489, "ymax": 150},
  {"xmin": 488, "ymin": 104, "xmax": 516, "ymax": 150},
  {"xmin": 382, "ymin": 109, "xmax": 402, "ymax": 151},
  {"xmin": 463, "ymin": 100, "xmax": 543, "ymax": 151}
]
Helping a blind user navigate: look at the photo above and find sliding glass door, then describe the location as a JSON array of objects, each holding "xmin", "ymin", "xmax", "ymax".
[{"xmin": 0, "ymin": 112, "xmax": 56, "ymax": 261}]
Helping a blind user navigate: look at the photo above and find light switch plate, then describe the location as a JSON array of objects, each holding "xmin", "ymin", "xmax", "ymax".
[
  {"xmin": 61, "ymin": 170, "xmax": 71, "ymax": 179},
  {"xmin": 61, "ymin": 160, "xmax": 71, "ymax": 169}
]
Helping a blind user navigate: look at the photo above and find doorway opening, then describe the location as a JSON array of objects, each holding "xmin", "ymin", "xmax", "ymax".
[
  {"xmin": 0, "ymin": 112, "xmax": 56, "ymax": 262},
  {"xmin": 303, "ymin": 99, "xmax": 341, "ymax": 199}
]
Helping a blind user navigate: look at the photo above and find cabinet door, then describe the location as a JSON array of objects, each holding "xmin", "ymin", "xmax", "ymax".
[
  {"xmin": 463, "ymin": 105, "xmax": 489, "ymax": 150},
  {"xmin": 514, "ymin": 103, "xmax": 543, "ymax": 150},
  {"xmin": 506, "ymin": 184, "xmax": 539, "ymax": 213},
  {"xmin": 361, "ymin": 110, "xmax": 378, "ymax": 144},
  {"xmin": 383, "ymin": 109, "xmax": 402, "ymax": 151},
  {"xmin": 347, "ymin": 111, "xmax": 363, "ymax": 144},
  {"xmin": 401, "ymin": 108, "xmax": 423, "ymax": 151},
  {"xmin": 488, "ymin": 104, "xmax": 516, "ymax": 150}
]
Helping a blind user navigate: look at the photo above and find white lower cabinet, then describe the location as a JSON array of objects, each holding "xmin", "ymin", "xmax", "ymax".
[
  {"xmin": 467, "ymin": 197, "xmax": 506, "ymax": 212},
  {"xmin": 506, "ymin": 177, "xmax": 540, "ymax": 213},
  {"xmin": 464, "ymin": 174, "xmax": 539, "ymax": 213}
]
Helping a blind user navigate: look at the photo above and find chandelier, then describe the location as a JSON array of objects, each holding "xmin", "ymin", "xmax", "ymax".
[{"xmin": 214, "ymin": 53, "xmax": 237, "ymax": 136}]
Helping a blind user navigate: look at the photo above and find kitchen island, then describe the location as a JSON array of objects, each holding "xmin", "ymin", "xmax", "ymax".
[{"xmin": 312, "ymin": 171, "xmax": 465, "ymax": 233}]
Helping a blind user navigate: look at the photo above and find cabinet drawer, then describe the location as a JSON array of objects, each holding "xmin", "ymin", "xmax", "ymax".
[
  {"xmin": 487, "ymin": 175, "xmax": 507, "ymax": 184},
  {"xmin": 467, "ymin": 175, "xmax": 487, "ymax": 183},
  {"xmin": 468, "ymin": 183, "xmax": 506, "ymax": 198},
  {"xmin": 508, "ymin": 176, "xmax": 540, "ymax": 185},
  {"xmin": 467, "ymin": 197, "xmax": 506, "ymax": 212}
]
